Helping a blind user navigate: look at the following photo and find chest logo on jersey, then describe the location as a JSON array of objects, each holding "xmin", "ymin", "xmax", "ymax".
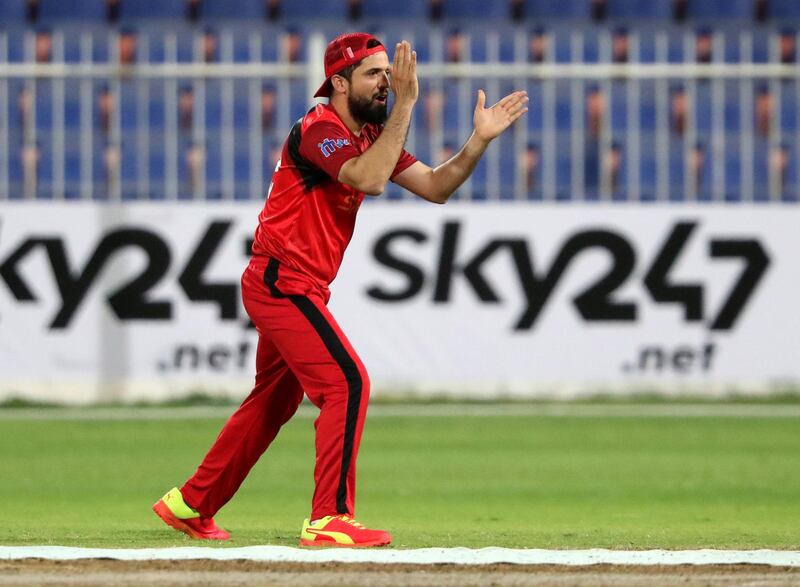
[{"xmin": 318, "ymin": 138, "xmax": 351, "ymax": 158}]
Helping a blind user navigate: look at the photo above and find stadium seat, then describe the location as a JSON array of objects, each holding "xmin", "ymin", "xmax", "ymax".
[
  {"xmin": 606, "ymin": 0, "xmax": 673, "ymax": 20},
  {"xmin": 752, "ymin": 138, "xmax": 770, "ymax": 201},
  {"xmin": 525, "ymin": 0, "xmax": 590, "ymax": 19},
  {"xmin": 693, "ymin": 83, "xmax": 713, "ymax": 134},
  {"xmin": 770, "ymin": 0, "xmax": 800, "ymax": 19},
  {"xmin": 440, "ymin": 0, "xmax": 507, "ymax": 19},
  {"xmin": 751, "ymin": 29, "xmax": 771, "ymax": 62},
  {"xmin": 282, "ymin": 0, "xmax": 346, "ymax": 20},
  {"xmin": 118, "ymin": 136, "xmax": 140, "ymax": 200},
  {"xmin": 639, "ymin": 132, "xmax": 658, "ymax": 200},
  {"xmin": 686, "ymin": 0, "xmax": 753, "ymax": 20},
  {"xmin": 0, "ymin": 0, "xmax": 26, "ymax": 21},
  {"xmin": 360, "ymin": 0, "xmax": 428, "ymax": 19},
  {"xmin": 39, "ymin": 0, "xmax": 106, "ymax": 21},
  {"xmin": 3, "ymin": 29, "xmax": 27, "ymax": 63},
  {"xmin": 204, "ymin": 80, "xmax": 223, "ymax": 129},
  {"xmin": 203, "ymin": 0, "xmax": 264, "ymax": 20},
  {"xmin": 638, "ymin": 82, "xmax": 657, "ymax": 132},
  {"xmin": 118, "ymin": 0, "xmax": 185, "ymax": 20},
  {"xmin": 609, "ymin": 84, "xmax": 628, "ymax": 132},
  {"xmin": 119, "ymin": 82, "xmax": 138, "ymax": 129}
]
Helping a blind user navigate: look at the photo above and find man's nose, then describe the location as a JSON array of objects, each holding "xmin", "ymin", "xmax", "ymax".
[{"xmin": 379, "ymin": 72, "xmax": 390, "ymax": 87}]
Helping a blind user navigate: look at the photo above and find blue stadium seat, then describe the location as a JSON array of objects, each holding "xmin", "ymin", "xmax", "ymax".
[
  {"xmin": 62, "ymin": 129, "xmax": 82, "ymax": 197},
  {"xmin": 33, "ymin": 81, "xmax": 54, "ymax": 130},
  {"xmin": 771, "ymin": 0, "xmax": 800, "ymax": 19},
  {"xmin": 119, "ymin": 0, "xmax": 185, "ymax": 20},
  {"xmin": 282, "ymin": 0, "xmax": 345, "ymax": 19},
  {"xmin": 639, "ymin": 82, "xmax": 657, "ymax": 132},
  {"xmin": 607, "ymin": 0, "xmax": 673, "ymax": 20},
  {"xmin": 667, "ymin": 141, "xmax": 685, "ymax": 201},
  {"xmin": 145, "ymin": 83, "xmax": 167, "ymax": 130},
  {"xmin": 257, "ymin": 27, "xmax": 282, "ymax": 62},
  {"xmin": 441, "ymin": 0, "xmax": 507, "ymax": 19},
  {"xmin": 145, "ymin": 30, "xmax": 168, "ymax": 63},
  {"xmin": 497, "ymin": 141, "xmax": 517, "ymax": 200},
  {"xmin": 552, "ymin": 29, "xmax": 573, "ymax": 63},
  {"xmin": 175, "ymin": 29, "xmax": 196, "ymax": 62},
  {"xmin": 780, "ymin": 85, "xmax": 797, "ymax": 131},
  {"xmin": 377, "ymin": 25, "xmax": 432, "ymax": 63},
  {"xmin": 611, "ymin": 143, "xmax": 628, "ymax": 201},
  {"xmin": 581, "ymin": 29, "xmax": 601, "ymax": 63},
  {"xmin": 667, "ymin": 30, "xmax": 687, "ymax": 62},
  {"xmin": 639, "ymin": 132, "xmax": 658, "ymax": 200},
  {"xmin": 204, "ymin": 133, "xmax": 223, "ymax": 199},
  {"xmin": 497, "ymin": 28, "xmax": 518, "ymax": 62},
  {"xmin": 7, "ymin": 81, "xmax": 25, "ymax": 133},
  {"xmin": 89, "ymin": 30, "xmax": 111, "ymax": 62},
  {"xmin": 751, "ymin": 29, "xmax": 770, "ymax": 62},
  {"xmin": 360, "ymin": 0, "xmax": 428, "ymax": 19},
  {"xmin": 119, "ymin": 137, "xmax": 140, "ymax": 199},
  {"xmin": 203, "ymin": 0, "xmax": 264, "ymax": 19},
  {"xmin": 686, "ymin": 0, "xmax": 753, "ymax": 19},
  {"xmin": 752, "ymin": 138, "xmax": 770, "ymax": 201},
  {"xmin": 63, "ymin": 87, "xmax": 82, "ymax": 130},
  {"xmin": 204, "ymin": 80, "xmax": 223, "ymax": 129},
  {"xmin": 718, "ymin": 80, "xmax": 740, "ymax": 133},
  {"xmin": 231, "ymin": 27, "xmax": 255, "ymax": 62},
  {"xmin": 62, "ymin": 29, "xmax": 86, "ymax": 63},
  {"xmin": 693, "ymin": 83, "xmax": 713, "ymax": 134},
  {"xmin": 724, "ymin": 145, "xmax": 741, "ymax": 201},
  {"xmin": 722, "ymin": 29, "xmax": 743, "ymax": 63},
  {"xmin": 554, "ymin": 83, "xmax": 572, "ymax": 131},
  {"xmin": 0, "ymin": 0, "xmax": 26, "ymax": 21},
  {"xmin": 288, "ymin": 79, "xmax": 310, "ymax": 121},
  {"xmin": 781, "ymin": 141, "xmax": 798, "ymax": 202},
  {"xmin": 637, "ymin": 30, "xmax": 659, "ymax": 62},
  {"xmin": 35, "ymin": 131, "xmax": 54, "ymax": 193},
  {"xmin": 147, "ymin": 133, "xmax": 167, "ymax": 198},
  {"xmin": 4, "ymin": 29, "xmax": 27, "ymax": 63},
  {"xmin": 526, "ymin": 0, "xmax": 590, "ymax": 19},
  {"xmin": 609, "ymin": 83, "xmax": 628, "ymax": 132},
  {"xmin": 39, "ymin": 0, "xmax": 106, "ymax": 21},
  {"xmin": 119, "ymin": 82, "xmax": 138, "ymax": 129}
]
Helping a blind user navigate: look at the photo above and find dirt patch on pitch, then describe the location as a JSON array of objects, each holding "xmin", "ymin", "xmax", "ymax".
[{"xmin": 1, "ymin": 559, "xmax": 799, "ymax": 586}]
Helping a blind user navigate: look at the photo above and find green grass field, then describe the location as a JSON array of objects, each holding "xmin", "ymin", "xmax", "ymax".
[{"xmin": 1, "ymin": 408, "xmax": 799, "ymax": 549}]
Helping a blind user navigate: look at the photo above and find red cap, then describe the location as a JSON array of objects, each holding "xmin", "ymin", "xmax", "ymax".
[{"xmin": 313, "ymin": 33, "xmax": 386, "ymax": 98}]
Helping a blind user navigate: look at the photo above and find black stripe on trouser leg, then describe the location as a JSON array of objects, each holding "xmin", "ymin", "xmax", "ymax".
[
  {"xmin": 288, "ymin": 295, "xmax": 362, "ymax": 515},
  {"xmin": 263, "ymin": 258, "xmax": 285, "ymax": 298},
  {"xmin": 262, "ymin": 258, "xmax": 362, "ymax": 513}
]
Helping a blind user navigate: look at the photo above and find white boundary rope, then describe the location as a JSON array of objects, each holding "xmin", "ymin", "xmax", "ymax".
[
  {"xmin": 1, "ymin": 546, "xmax": 799, "ymax": 566},
  {"xmin": 2, "ymin": 403, "xmax": 800, "ymax": 421}
]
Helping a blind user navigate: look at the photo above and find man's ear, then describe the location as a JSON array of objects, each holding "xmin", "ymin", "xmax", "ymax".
[{"xmin": 330, "ymin": 75, "xmax": 348, "ymax": 96}]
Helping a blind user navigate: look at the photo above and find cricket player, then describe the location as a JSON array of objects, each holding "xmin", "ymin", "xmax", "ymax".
[{"xmin": 153, "ymin": 32, "xmax": 527, "ymax": 547}]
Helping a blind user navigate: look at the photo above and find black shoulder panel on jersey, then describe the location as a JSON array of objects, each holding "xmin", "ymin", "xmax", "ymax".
[{"xmin": 287, "ymin": 118, "xmax": 330, "ymax": 192}]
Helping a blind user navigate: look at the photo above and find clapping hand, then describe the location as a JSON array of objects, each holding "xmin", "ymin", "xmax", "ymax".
[{"xmin": 473, "ymin": 90, "xmax": 529, "ymax": 143}]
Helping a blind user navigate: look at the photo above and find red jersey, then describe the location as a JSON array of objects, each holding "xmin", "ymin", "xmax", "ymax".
[{"xmin": 252, "ymin": 103, "xmax": 417, "ymax": 299}]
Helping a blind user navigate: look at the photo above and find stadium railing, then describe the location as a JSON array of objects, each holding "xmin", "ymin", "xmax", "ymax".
[{"xmin": 0, "ymin": 27, "xmax": 798, "ymax": 203}]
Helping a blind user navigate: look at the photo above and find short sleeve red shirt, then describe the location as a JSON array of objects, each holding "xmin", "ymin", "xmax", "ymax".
[{"xmin": 251, "ymin": 103, "xmax": 416, "ymax": 297}]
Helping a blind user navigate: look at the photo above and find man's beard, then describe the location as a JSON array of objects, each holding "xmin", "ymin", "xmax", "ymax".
[{"xmin": 347, "ymin": 92, "xmax": 388, "ymax": 125}]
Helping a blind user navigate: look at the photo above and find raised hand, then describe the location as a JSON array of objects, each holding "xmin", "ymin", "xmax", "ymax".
[
  {"xmin": 473, "ymin": 90, "xmax": 529, "ymax": 143},
  {"xmin": 390, "ymin": 40, "xmax": 418, "ymax": 106}
]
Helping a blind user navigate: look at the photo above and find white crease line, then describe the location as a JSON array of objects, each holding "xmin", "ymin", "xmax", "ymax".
[
  {"xmin": 1, "ymin": 546, "xmax": 799, "ymax": 566},
  {"xmin": 1, "ymin": 404, "xmax": 800, "ymax": 421}
]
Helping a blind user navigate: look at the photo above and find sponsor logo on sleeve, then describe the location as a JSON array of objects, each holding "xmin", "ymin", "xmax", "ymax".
[{"xmin": 318, "ymin": 138, "xmax": 351, "ymax": 158}]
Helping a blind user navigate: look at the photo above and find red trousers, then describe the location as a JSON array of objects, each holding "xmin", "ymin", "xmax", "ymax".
[{"xmin": 180, "ymin": 257, "xmax": 370, "ymax": 521}]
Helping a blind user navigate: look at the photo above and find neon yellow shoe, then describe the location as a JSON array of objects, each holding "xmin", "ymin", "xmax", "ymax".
[
  {"xmin": 152, "ymin": 487, "xmax": 230, "ymax": 540},
  {"xmin": 300, "ymin": 515, "xmax": 391, "ymax": 547}
]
